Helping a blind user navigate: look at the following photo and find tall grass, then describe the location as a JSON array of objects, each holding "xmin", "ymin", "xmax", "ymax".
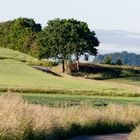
[
  {"xmin": 1, "ymin": 93, "xmax": 140, "ymax": 140},
  {"xmin": 128, "ymin": 125, "xmax": 140, "ymax": 140}
]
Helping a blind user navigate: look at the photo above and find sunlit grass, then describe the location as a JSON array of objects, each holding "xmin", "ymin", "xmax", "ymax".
[
  {"xmin": 1, "ymin": 93, "xmax": 140, "ymax": 140},
  {"xmin": 0, "ymin": 47, "xmax": 140, "ymax": 97},
  {"xmin": 0, "ymin": 59, "xmax": 140, "ymax": 96},
  {"xmin": 129, "ymin": 125, "xmax": 140, "ymax": 140},
  {"xmin": 109, "ymin": 77, "xmax": 140, "ymax": 86},
  {"xmin": 0, "ymin": 47, "xmax": 37, "ymax": 62}
]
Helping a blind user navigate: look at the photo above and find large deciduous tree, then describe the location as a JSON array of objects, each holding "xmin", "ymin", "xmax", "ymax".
[
  {"xmin": 36, "ymin": 18, "xmax": 99, "ymax": 72},
  {"xmin": 9, "ymin": 18, "xmax": 42, "ymax": 54},
  {"xmin": 66, "ymin": 19, "xmax": 99, "ymax": 70}
]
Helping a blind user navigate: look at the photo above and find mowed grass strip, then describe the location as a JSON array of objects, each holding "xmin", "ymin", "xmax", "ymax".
[
  {"xmin": 21, "ymin": 93, "xmax": 140, "ymax": 106},
  {"xmin": 1, "ymin": 92, "xmax": 140, "ymax": 106}
]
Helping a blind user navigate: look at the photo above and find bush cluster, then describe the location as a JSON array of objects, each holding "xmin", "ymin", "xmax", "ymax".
[{"xmin": 68, "ymin": 63, "xmax": 140, "ymax": 79}]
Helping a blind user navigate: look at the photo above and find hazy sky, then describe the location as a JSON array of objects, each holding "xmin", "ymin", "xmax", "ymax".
[
  {"xmin": 1, "ymin": 0, "xmax": 140, "ymax": 53},
  {"xmin": 1, "ymin": 0, "xmax": 140, "ymax": 31}
]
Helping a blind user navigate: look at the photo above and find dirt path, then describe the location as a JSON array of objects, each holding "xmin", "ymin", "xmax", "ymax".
[{"xmin": 69, "ymin": 133, "xmax": 129, "ymax": 140}]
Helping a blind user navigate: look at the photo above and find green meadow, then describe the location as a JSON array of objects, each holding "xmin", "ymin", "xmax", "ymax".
[
  {"xmin": 1, "ymin": 47, "xmax": 140, "ymax": 139},
  {"xmin": 21, "ymin": 93, "xmax": 140, "ymax": 106},
  {"xmin": 1, "ymin": 59, "xmax": 140, "ymax": 96}
]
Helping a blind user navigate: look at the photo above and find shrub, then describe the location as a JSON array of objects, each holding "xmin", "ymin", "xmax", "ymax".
[
  {"xmin": 28, "ymin": 59, "xmax": 58, "ymax": 67},
  {"xmin": 68, "ymin": 62, "xmax": 140, "ymax": 79}
]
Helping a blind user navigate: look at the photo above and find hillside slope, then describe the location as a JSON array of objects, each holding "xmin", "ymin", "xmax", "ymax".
[
  {"xmin": 0, "ymin": 47, "xmax": 140, "ymax": 96},
  {"xmin": 0, "ymin": 47, "xmax": 37, "ymax": 62}
]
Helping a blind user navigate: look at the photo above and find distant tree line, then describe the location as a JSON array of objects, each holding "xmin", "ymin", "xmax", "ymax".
[
  {"xmin": 93, "ymin": 51, "xmax": 140, "ymax": 66},
  {"xmin": 0, "ymin": 17, "xmax": 99, "ymax": 72}
]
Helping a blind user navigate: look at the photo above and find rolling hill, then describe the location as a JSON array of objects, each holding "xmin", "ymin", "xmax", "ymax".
[{"xmin": 0, "ymin": 47, "xmax": 140, "ymax": 97}]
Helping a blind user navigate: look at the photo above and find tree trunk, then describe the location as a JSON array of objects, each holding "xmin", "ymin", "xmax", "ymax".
[
  {"xmin": 62, "ymin": 60, "xmax": 65, "ymax": 73},
  {"xmin": 76, "ymin": 55, "xmax": 80, "ymax": 71}
]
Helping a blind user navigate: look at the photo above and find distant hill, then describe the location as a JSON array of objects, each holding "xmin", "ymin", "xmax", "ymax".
[{"xmin": 93, "ymin": 51, "xmax": 140, "ymax": 66}]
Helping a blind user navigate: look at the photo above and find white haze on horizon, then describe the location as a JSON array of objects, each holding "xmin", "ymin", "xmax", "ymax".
[{"xmin": 95, "ymin": 30, "xmax": 140, "ymax": 54}]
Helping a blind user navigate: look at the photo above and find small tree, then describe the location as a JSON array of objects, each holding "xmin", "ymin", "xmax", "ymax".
[
  {"xmin": 115, "ymin": 58, "xmax": 123, "ymax": 65},
  {"xmin": 103, "ymin": 55, "xmax": 112, "ymax": 64}
]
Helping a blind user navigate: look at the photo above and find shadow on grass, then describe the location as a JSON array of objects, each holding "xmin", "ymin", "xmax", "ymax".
[
  {"xmin": 24, "ymin": 123, "xmax": 133, "ymax": 140},
  {"xmin": 32, "ymin": 66, "xmax": 62, "ymax": 77}
]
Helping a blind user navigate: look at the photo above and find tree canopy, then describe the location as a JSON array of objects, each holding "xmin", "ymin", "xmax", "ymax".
[
  {"xmin": 0, "ymin": 18, "xmax": 100, "ymax": 72},
  {"xmin": 37, "ymin": 18, "xmax": 99, "ymax": 72},
  {"xmin": 0, "ymin": 21, "xmax": 13, "ymax": 48},
  {"xmin": 94, "ymin": 51, "xmax": 140, "ymax": 66},
  {"xmin": 9, "ymin": 18, "xmax": 42, "ymax": 53},
  {"xmin": 115, "ymin": 58, "xmax": 123, "ymax": 65},
  {"xmin": 102, "ymin": 55, "xmax": 112, "ymax": 64}
]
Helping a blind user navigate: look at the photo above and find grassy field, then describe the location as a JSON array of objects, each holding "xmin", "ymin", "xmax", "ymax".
[
  {"xmin": 0, "ymin": 58, "xmax": 140, "ymax": 96},
  {"xmin": 0, "ymin": 47, "xmax": 37, "ymax": 62},
  {"xmin": 0, "ymin": 47, "xmax": 140, "ymax": 105},
  {"xmin": 1, "ymin": 47, "xmax": 140, "ymax": 139},
  {"xmin": 109, "ymin": 77, "xmax": 140, "ymax": 86},
  {"xmin": 0, "ymin": 47, "xmax": 56, "ymax": 66},
  {"xmin": 20, "ymin": 93, "xmax": 140, "ymax": 106},
  {"xmin": 1, "ymin": 94, "xmax": 140, "ymax": 140},
  {"xmin": 0, "ymin": 47, "xmax": 140, "ymax": 99}
]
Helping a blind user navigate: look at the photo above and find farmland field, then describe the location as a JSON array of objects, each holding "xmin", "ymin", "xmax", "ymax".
[
  {"xmin": 17, "ymin": 93, "xmax": 140, "ymax": 106},
  {"xmin": 109, "ymin": 77, "xmax": 140, "ymax": 86},
  {"xmin": 1, "ymin": 47, "xmax": 140, "ymax": 139},
  {"xmin": 0, "ymin": 48, "xmax": 140, "ymax": 108},
  {"xmin": 1, "ymin": 92, "xmax": 140, "ymax": 107},
  {"xmin": 0, "ymin": 50, "xmax": 140, "ymax": 97},
  {"xmin": 21, "ymin": 93, "xmax": 140, "ymax": 106}
]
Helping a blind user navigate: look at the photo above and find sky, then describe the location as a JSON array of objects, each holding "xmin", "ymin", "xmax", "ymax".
[{"xmin": 0, "ymin": 0, "xmax": 140, "ymax": 53}]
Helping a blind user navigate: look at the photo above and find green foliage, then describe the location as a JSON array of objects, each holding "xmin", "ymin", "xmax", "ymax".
[
  {"xmin": 36, "ymin": 18, "xmax": 99, "ymax": 72},
  {"xmin": 9, "ymin": 17, "xmax": 42, "ymax": 54},
  {"xmin": 0, "ymin": 20, "xmax": 13, "ymax": 48},
  {"xmin": 0, "ymin": 17, "xmax": 99, "ymax": 69},
  {"xmin": 94, "ymin": 51, "xmax": 140, "ymax": 66},
  {"xmin": 102, "ymin": 55, "xmax": 112, "ymax": 64},
  {"xmin": 115, "ymin": 57, "xmax": 123, "ymax": 65}
]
